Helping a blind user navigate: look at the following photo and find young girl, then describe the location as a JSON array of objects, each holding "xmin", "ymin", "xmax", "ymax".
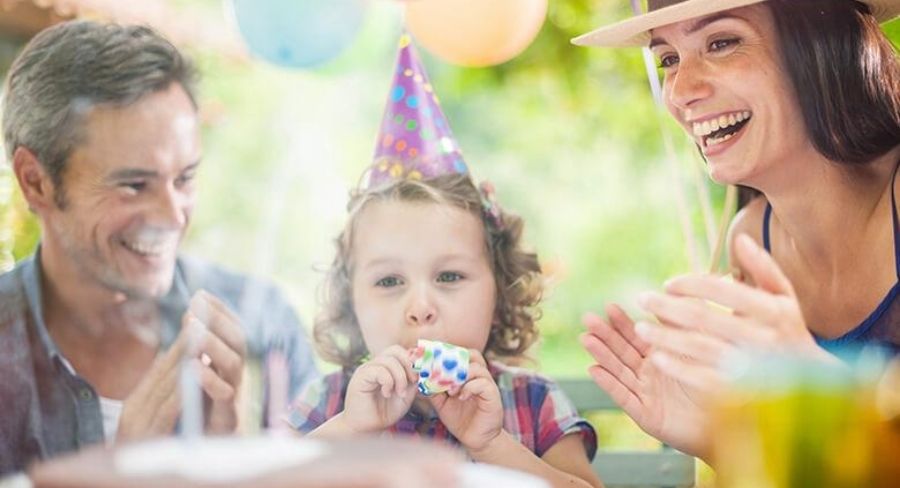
[
  {"xmin": 287, "ymin": 173, "xmax": 601, "ymax": 488},
  {"xmin": 287, "ymin": 35, "xmax": 600, "ymax": 488}
]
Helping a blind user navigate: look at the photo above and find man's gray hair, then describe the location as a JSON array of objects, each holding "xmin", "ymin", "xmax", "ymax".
[{"xmin": 2, "ymin": 20, "xmax": 197, "ymax": 205}]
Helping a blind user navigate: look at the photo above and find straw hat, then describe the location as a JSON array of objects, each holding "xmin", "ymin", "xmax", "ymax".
[{"xmin": 572, "ymin": 0, "xmax": 900, "ymax": 48}]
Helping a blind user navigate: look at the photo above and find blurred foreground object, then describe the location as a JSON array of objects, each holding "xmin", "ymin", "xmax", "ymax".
[
  {"xmin": 27, "ymin": 435, "xmax": 550, "ymax": 488},
  {"xmin": 712, "ymin": 353, "xmax": 900, "ymax": 488}
]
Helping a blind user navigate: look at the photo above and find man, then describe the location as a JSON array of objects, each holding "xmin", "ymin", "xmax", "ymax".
[{"xmin": 0, "ymin": 20, "xmax": 317, "ymax": 477}]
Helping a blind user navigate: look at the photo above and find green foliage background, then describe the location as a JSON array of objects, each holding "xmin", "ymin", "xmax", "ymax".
[{"xmin": 0, "ymin": 0, "xmax": 897, "ymax": 455}]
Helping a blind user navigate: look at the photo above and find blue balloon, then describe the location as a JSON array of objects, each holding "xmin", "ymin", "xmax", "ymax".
[{"xmin": 231, "ymin": 0, "xmax": 367, "ymax": 69}]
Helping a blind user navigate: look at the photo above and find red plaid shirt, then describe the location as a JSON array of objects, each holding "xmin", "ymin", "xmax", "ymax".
[{"xmin": 286, "ymin": 361, "xmax": 597, "ymax": 460}]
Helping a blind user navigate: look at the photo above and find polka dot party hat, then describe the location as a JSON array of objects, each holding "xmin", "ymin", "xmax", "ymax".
[{"xmin": 365, "ymin": 34, "xmax": 468, "ymax": 189}]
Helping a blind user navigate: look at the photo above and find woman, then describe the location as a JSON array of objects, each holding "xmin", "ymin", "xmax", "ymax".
[{"xmin": 574, "ymin": 0, "xmax": 900, "ymax": 460}]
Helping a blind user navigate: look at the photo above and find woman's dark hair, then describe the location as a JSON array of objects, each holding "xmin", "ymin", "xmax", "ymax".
[{"xmin": 767, "ymin": 0, "xmax": 899, "ymax": 165}]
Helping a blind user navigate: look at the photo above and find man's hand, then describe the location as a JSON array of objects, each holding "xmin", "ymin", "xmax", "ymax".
[
  {"xmin": 116, "ymin": 290, "xmax": 246, "ymax": 441},
  {"xmin": 190, "ymin": 291, "xmax": 247, "ymax": 434}
]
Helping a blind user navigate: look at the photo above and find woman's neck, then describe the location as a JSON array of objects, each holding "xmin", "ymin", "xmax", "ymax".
[{"xmin": 756, "ymin": 145, "xmax": 900, "ymax": 277}]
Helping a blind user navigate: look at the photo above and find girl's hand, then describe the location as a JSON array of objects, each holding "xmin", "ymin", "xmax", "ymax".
[
  {"xmin": 429, "ymin": 350, "xmax": 503, "ymax": 453},
  {"xmin": 343, "ymin": 345, "xmax": 418, "ymax": 434},
  {"xmin": 635, "ymin": 234, "xmax": 835, "ymax": 389}
]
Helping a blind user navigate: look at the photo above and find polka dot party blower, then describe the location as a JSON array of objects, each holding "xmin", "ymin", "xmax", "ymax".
[
  {"xmin": 411, "ymin": 340, "xmax": 470, "ymax": 396},
  {"xmin": 365, "ymin": 34, "xmax": 469, "ymax": 189}
]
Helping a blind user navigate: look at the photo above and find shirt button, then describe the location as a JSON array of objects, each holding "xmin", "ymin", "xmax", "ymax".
[{"xmin": 79, "ymin": 389, "xmax": 93, "ymax": 401}]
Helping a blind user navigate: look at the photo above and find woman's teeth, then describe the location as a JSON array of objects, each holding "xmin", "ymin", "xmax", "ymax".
[{"xmin": 692, "ymin": 111, "xmax": 752, "ymax": 146}]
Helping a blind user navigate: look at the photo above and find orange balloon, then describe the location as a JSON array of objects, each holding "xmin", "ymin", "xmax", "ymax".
[{"xmin": 404, "ymin": 0, "xmax": 547, "ymax": 67}]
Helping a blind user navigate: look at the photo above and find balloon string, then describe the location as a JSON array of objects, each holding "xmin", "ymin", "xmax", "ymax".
[{"xmin": 630, "ymin": 0, "xmax": 701, "ymax": 270}]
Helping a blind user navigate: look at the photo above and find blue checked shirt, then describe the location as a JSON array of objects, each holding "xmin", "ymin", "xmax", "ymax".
[{"xmin": 0, "ymin": 250, "xmax": 318, "ymax": 475}]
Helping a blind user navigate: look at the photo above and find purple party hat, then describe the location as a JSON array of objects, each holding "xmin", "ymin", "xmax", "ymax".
[{"xmin": 365, "ymin": 34, "xmax": 468, "ymax": 189}]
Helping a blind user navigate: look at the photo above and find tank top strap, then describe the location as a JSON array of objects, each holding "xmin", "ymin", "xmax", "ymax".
[
  {"xmin": 762, "ymin": 161, "xmax": 899, "ymax": 268},
  {"xmin": 891, "ymin": 161, "xmax": 900, "ymax": 278},
  {"xmin": 762, "ymin": 201, "xmax": 773, "ymax": 253}
]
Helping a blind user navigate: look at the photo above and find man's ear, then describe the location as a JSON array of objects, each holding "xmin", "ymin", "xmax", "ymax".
[{"xmin": 12, "ymin": 146, "xmax": 59, "ymax": 214}]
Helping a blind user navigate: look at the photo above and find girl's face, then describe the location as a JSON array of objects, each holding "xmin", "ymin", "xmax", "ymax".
[
  {"xmin": 350, "ymin": 200, "xmax": 497, "ymax": 356},
  {"xmin": 650, "ymin": 5, "xmax": 813, "ymax": 187}
]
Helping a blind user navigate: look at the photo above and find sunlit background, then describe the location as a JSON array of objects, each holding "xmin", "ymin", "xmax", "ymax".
[{"xmin": 1, "ymin": 0, "xmax": 898, "ymax": 462}]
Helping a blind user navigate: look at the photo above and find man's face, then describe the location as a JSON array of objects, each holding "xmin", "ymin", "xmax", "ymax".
[{"xmin": 42, "ymin": 83, "xmax": 201, "ymax": 298}]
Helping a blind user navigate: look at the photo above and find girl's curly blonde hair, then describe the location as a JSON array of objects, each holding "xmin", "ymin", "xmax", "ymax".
[{"xmin": 314, "ymin": 173, "xmax": 543, "ymax": 369}]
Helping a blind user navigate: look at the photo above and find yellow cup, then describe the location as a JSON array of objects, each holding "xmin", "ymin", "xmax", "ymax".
[{"xmin": 712, "ymin": 354, "xmax": 884, "ymax": 488}]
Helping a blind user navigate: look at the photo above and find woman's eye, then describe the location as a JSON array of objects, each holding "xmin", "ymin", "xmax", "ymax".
[
  {"xmin": 437, "ymin": 272, "xmax": 463, "ymax": 283},
  {"xmin": 658, "ymin": 54, "xmax": 679, "ymax": 69},
  {"xmin": 375, "ymin": 276, "xmax": 402, "ymax": 288},
  {"xmin": 709, "ymin": 38, "xmax": 739, "ymax": 52}
]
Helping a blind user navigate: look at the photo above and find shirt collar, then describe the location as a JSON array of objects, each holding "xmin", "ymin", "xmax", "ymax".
[
  {"xmin": 22, "ymin": 246, "xmax": 192, "ymax": 360},
  {"xmin": 21, "ymin": 248, "xmax": 62, "ymax": 363}
]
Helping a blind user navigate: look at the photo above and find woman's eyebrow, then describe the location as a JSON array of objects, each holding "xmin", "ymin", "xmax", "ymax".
[{"xmin": 649, "ymin": 13, "xmax": 750, "ymax": 49}]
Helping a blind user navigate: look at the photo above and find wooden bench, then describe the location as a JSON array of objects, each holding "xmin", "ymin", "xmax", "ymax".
[{"xmin": 556, "ymin": 378, "xmax": 696, "ymax": 488}]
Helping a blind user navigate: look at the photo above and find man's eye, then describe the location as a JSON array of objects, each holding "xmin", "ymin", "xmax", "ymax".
[
  {"xmin": 376, "ymin": 276, "xmax": 402, "ymax": 288},
  {"xmin": 120, "ymin": 181, "xmax": 146, "ymax": 192},
  {"xmin": 175, "ymin": 173, "xmax": 195, "ymax": 187},
  {"xmin": 437, "ymin": 272, "xmax": 463, "ymax": 283}
]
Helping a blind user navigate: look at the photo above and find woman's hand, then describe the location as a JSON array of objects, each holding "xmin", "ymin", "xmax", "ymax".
[
  {"xmin": 342, "ymin": 345, "xmax": 418, "ymax": 434},
  {"xmin": 430, "ymin": 350, "xmax": 504, "ymax": 453},
  {"xmin": 635, "ymin": 234, "xmax": 835, "ymax": 389},
  {"xmin": 581, "ymin": 305, "xmax": 712, "ymax": 459}
]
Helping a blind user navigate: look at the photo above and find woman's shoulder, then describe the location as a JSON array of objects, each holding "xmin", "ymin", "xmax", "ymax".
[
  {"xmin": 728, "ymin": 194, "xmax": 768, "ymax": 245},
  {"xmin": 727, "ymin": 194, "xmax": 769, "ymax": 272}
]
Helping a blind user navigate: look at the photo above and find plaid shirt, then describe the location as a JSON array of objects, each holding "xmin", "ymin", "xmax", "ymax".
[
  {"xmin": 0, "ymin": 252, "xmax": 319, "ymax": 476},
  {"xmin": 287, "ymin": 361, "xmax": 597, "ymax": 460}
]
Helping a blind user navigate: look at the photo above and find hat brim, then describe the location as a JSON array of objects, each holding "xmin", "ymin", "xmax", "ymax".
[{"xmin": 572, "ymin": 0, "xmax": 900, "ymax": 48}]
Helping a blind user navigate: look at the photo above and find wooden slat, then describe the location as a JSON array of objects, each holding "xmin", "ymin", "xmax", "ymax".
[
  {"xmin": 555, "ymin": 377, "xmax": 696, "ymax": 487},
  {"xmin": 595, "ymin": 451, "xmax": 696, "ymax": 488},
  {"xmin": 556, "ymin": 377, "xmax": 619, "ymax": 410}
]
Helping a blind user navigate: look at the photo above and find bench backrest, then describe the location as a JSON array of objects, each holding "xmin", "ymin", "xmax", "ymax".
[{"xmin": 555, "ymin": 378, "xmax": 696, "ymax": 488}]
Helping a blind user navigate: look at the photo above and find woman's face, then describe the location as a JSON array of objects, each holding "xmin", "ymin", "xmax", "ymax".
[{"xmin": 650, "ymin": 5, "xmax": 813, "ymax": 186}]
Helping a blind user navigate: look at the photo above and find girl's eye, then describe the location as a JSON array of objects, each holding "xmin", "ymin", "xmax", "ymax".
[
  {"xmin": 437, "ymin": 272, "xmax": 463, "ymax": 283},
  {"xmin": 375, "ymin": 276, "xmax": 402, "ymax": 288},
  {"xmin": 658, "ymin": 53, "xmax": 679, "ymax": 69},
  {"xmin": 709, "ymin": 38, "xmax": 739, "ymax": 52}
]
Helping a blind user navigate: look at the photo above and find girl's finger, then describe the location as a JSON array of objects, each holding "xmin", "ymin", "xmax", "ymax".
[
  {"xmin": 380, "ymin": 355, "xmax": 413, "ymax": 396},
  {"xmin": 359, "ymin": 364, "xmax": 394, "ymax": 398},
  {"xmin": 458, "ymin": 377, "xmax": 493, "ymax": 403}
]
